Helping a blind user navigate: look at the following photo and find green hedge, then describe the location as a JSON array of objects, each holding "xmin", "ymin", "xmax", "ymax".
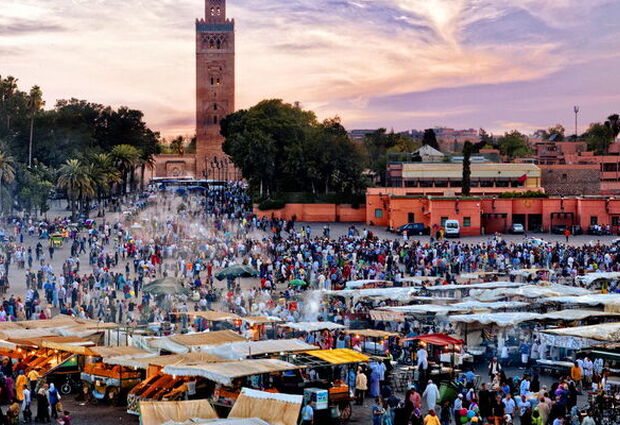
[
  {"xmin": 254, "ymin": 192, "xmax": 366, "ymax": 209},
  {"xmin": 258, "ymin": 199, "xmax": 286, "ymax": 210},
  {"xmin": 497, "ymin": 190, "xmax": 549, "ymax": 199}
]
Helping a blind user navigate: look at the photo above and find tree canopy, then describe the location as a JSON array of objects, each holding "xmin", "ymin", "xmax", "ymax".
[
  {"xmin": 222, "ymin": 99, "xmax": 367, "ymax": 197},
  {"xmin": 497, "ymin": 130, "xmax": 532, "ymax": 159}
]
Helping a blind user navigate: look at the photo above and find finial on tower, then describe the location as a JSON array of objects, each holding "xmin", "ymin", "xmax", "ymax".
[{"xmin": 206, "ymin": 0, "xmax": 226, "ymax": 22}]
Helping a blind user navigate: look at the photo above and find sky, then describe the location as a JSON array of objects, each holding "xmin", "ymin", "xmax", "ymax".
[{"xmin": 1, "ymin": 0, "xmax": 619, "ymax": 138}]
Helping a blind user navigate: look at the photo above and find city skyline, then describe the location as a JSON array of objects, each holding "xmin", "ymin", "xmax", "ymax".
[{"xmin": 1, "ymin": 0, "xmax": 619, "ymax": 138}]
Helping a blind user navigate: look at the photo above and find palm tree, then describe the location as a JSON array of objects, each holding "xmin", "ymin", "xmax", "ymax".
[
  {"xmin": 57, "ymin": 159, "xmax": 95, "ymax": 220},
  {"xmin": 110, "ymin": 144, "xmax": 141, "ymax": 195},
  {"xmin": 0, "ymin": 150, "xmax": 15, "ymax": 215},
  {"xmin": 27, "ymin": 85, "xmax": 45, "ymax": 167},
  {"xmin": 139, "ymin": 148, "xmax": 158, "ymax": 191},
  {"xmin": 87, "ymin": 153, "xmax": 121, "ymax": 211}
]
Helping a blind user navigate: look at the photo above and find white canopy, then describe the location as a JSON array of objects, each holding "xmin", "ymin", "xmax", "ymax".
[
  {"xmin": 203, "ymin": 339, "xmax": 316, "ymax": 360},
  {"xmin": 546, "ymin": 294, "xmax": 620, "ymax": 307},
  {"xmin": 449, "ymin": 312, "xmax": 543, "ymax": 327},
  {"xmin": 426, "ymin": 282, "xmax": 522, "ymax": 291},
  {"xmin": 541, "ymin": 322, "xmax": 620, "ymax": 341},
  {"xmin": 540, "ymin": 309, "xmax": 620, "ymax": 321},
  {"xmin": 279, "ymin": 322, "xmax": 345, "ymax": 332},
  {"xmin": 470, "ymin": 285, "xmax": 592, "ymax": 302},
  {"xmin": 163, "ymin": 359, "xmax": 300, "ymax": 386},
  {"xmin": 576, "ymin": 272, "xmax": 620, "ymax": 286},
  {"xmin": 321, "ymin": 287, "xmax": 418, "ymax": 301},
  {"xmin": 345, "ymin": 279, "xmax": 390, "ymax": 289}
]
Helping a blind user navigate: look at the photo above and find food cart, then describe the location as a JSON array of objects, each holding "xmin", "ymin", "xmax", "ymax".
[
  {"xmin": 49, "ymin": 233, "xmax": 65, "ymax": 248},
  {"xmin": 80, "ymin": 346, "xmax": 153, "ymax": 404},
  {"xmin": 124, "ymin": 352, "xmax": 229, "ymax": 415},
  {"xmin": 282, "ymin": 348, "xmax": 368, "ymax": 423},
  {"xmin": 342, "ymin": 329, "xmax": 400, "ymax": 356},
  {"xmin": 0, "ymin": 336, "xmax": 94, "ymax": 394},
  {"xmin": 161, "ymin": 358, "xmax": 301, "ymax": 418}
]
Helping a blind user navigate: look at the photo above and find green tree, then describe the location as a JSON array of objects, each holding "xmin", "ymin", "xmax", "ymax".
[
  {"xmin": 56, "ymin": 159, "xmax": 95, "ymax": 220},
  {"xmin": 584, "ymin": 122, "xmax": 611, "ymax": 154},
  {"xmin": 422, "ymin": 129, "xmax": 440, "ymax": 150},
  {"xmin": 497, "ymin": 130, "xmax": 532, "ymax": 159},
  {"xmin": 461, "ymin": 140, "xmax": 487, "ymax": 196},
  {"xmin": 169, "ymin": 136, "xmax": 185, "ymax": 155},
  {"xmin": 0, "ymin": 150, "xmax": 16, "ymax": 214},
  {"xmin": 604, "ymin": 114, "xmax": 620, "ymax": 153},
  {"xmin": 542, "ymin": 124, "xmax": 565, "ymax": 141}
]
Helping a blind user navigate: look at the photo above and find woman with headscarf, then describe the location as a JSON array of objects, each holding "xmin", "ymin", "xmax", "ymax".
[
  {"xmin": 35, "ymin": 384, "xmax": 50, "ymax": 423},
  {"xmin": 48, "ymin": 383, "xmax": 60, "ymax": 419}
]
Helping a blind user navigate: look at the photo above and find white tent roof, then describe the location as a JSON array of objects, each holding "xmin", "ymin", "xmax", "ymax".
[
  {"xmin": 163, "ymin": 359, "xmax": 300, "ymax": 386},
  {"xmin": 321, "ymin": 287, "xmax": 418, "ymax": 301},
  {"xmin": 576, "ymin": 272, "xmax": 620, "ymax": 285},
  {"xmin": 345, "ymin": 280, "xmax": 390, "ymax": 289},
  {"xmin": 449, "ymin": 312, "xmax": 543, "ymax": 327},
  {"xmin": 203, "ymin": 339, "xmax": 316, "ymax": 360},
  {"xmin": 425, "ymin": 282, "xmax": 522, "ymax": 291},
  {"xmin": 541, "ymin": 322, "xmax": 620, "ymax": 341},
  {"xmin": 279, "ymin": 322, "xmax": 345, "ymax": 332},
  {"xmin": 470, "ymin": 285, "xmax": 592, "ymax": 301},
  {"xmin": 414, "ymin": 144, "xmax": 444, "ymax": 157},
  {"xmin": 546, "ymin": 294, "xmax": 620, "ymax": 306},
  {"xmin": 541, "ymin": 309, "xmax": 620, "ymax": 321}
]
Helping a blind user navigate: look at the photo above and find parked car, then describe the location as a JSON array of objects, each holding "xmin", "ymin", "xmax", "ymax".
[
  {"xmin": 444, "ymin": 220, "xmax": 460, "ymax": 238},
  {"xmin": 509, "ymin": 223, "xmax": 525, "ymax": 234},
  {"xmin": 551, "ymin": 224, "xmax": 567, "ymax": 235},
  {"xmin": 396, "ymin": 222, "xmax": 429, "ymax": 236}
]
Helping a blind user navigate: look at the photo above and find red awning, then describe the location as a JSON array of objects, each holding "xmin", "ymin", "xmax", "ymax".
[{"xmin": 401, "ymin": 333, "xmax": 463, "ymax": 346}]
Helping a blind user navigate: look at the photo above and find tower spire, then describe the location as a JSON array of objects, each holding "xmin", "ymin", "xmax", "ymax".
[{"xmin": 206, "ymin": 0, "xmax": 226, "ymax": 22}]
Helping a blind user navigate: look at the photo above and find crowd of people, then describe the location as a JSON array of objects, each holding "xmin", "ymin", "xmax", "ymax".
[{"xmin": 0, "ymin": 183, "xmax": 618, "ymax": 424}]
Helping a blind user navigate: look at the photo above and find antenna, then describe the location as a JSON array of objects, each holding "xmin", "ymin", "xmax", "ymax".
[{"xmin": 573, "ymin": 106, "xmax": 580, "ymax": 138}]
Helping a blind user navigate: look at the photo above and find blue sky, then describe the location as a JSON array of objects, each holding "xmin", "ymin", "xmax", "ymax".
[{"xmin": 1, "ymin": 0, "xmax": 619, "ymax": 137}]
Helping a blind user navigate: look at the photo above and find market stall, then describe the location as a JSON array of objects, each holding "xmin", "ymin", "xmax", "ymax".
[
  {"xmin": 162, "ymin": 359, "xmax": 301, "ymax": 417},
  {"xmin": 147, "ymin": 330, "xmax": 246, "ymax": 354},
  {"xmin": 342, "ymin": 329, "xmax": 399, "ymax": 356},
  {"xmin": 80, "ymin": 346, "xmax": 154, "ymax": 404},
  {"xmin": 282, "ymin": 348, "xmax": 368, "ymax": 423},
  {"xmin": 126, "ymin": 352, "xmax": 229, "ymax": 415}
]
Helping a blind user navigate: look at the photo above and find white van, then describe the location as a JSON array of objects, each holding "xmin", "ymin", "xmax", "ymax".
[{"xmin": 444, "ymin": 219, "xmax": 460, "ymax": 238}]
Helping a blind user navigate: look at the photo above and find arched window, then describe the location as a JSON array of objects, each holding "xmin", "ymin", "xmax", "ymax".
[
  {"xmin": 210, "ymin": 77, "xmax": 214, "ymax": 85},
  {"xmin": 213, "ymin": 104, "xmax": 218, "ymax": 111},
  {"xmin": 209, "ymin": 39, "xmax": 215, "ymax": 49},
  {"xmin": 210, "ymin": 7, "xmax": 215, "ymax": 16},
  {"xmin": 216, "ymin": 39, "xmax": 221, "ymax": 49},
  {"xmin": 216, "ymin": 78, "xmax": 221, "ymax": 85},
  {"xmin": 216, "ymin": 7, "xmax": 221, "ymax": 16},
  {"xmin": 213, "ymin": 116, "xmax": 218, "ymax": 124}
]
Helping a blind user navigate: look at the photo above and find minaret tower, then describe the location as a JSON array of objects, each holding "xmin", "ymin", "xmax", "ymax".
[{"xmin": 195, "ymin": 0, "xmax": 235, "ymax": 179}]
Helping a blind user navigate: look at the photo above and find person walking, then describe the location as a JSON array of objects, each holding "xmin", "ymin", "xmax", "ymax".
[
  {"xmin": 423, "ymin": 409, "xmax": 440, "ymax": 425},
  {"xmin": 422, "ymin": 380, "xmax": 439, "ymax": 412},
  {"xmin": 355, "ymin": 367, "xmax": 367, "ymax": 405}
]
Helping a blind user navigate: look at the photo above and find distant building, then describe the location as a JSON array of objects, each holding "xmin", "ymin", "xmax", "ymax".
[
  {"xmin": 434, "ymin": 127, "xmax": 480, "ymax": 152},
  {"xmin": 387, "ymin": 162, "xmax": 541, "ymax": 192},
  {"xmin": 348, "ymin": 129, "xmax": 377, "ymax": 142}
]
